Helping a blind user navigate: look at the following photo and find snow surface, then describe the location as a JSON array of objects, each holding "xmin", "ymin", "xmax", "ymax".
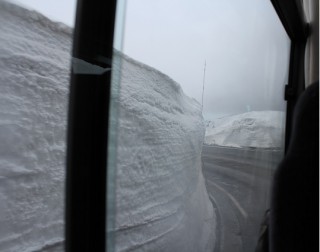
[
  {"xmin": 205, "ymin": 111, "xmax": 285, "ymax": 148},
  {"xmin": 111, "ymin": 52, "xmax": 215, "ymax": 252},
  {"xmin": 0, "ymin": 2, "xmax": 71, "ymax": 252},
  {"xmin": 0, "ymin": 2, "xmax": 215, "ymax": 252}
]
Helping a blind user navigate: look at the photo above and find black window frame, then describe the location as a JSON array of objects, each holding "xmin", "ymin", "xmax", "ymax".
[
  {"xmin": 270, "ymin": 0, "xmax": 309, "ymax": 152},
  {"xmin": 65, "ymin": 0, "xmax": 117, "ymax": 251}
]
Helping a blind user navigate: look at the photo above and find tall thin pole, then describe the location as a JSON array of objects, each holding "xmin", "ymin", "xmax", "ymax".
[{"xmin": 201, "ymin": 60, "xmax": 206, "ymax": 111}]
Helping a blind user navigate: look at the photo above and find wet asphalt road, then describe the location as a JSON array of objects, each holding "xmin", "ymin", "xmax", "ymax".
[{"xmin": 202, "ymin": 145, "xmax": 283, "ymax": 252}]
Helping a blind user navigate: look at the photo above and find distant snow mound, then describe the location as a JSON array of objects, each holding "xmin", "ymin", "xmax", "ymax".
[
  {"xmin": 205, "ymin": 111, "xmax": 285, "ymax": 148},
  {"xmin": 0, "ymin": 2, "xmax": 215, "ymax": 252}
]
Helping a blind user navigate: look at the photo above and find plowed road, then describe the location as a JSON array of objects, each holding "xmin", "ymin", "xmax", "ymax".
[{"xmin": 202, "ymin": 145, "xmax": 282, "ymax": 252}]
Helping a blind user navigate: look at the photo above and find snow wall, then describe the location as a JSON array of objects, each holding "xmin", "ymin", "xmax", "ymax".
[
  {"xmin": 0, "ymin": 2, "xmax": 71, "ymax": 252},
  {"xmin": 112, "ymin": 52, "xmax": 215, "ymax": 252},
  {"xmin": 205, "ymin": 111, "xmax": 285, "ymax": 148},
  {"xmin": 0, "ymin": 2, "xmax": 215, "ymax": 252}
]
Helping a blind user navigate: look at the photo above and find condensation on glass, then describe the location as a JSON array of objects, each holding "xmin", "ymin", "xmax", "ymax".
[{"xmin": 0, "ymin": 1, "xmax": 76, "ymax": 252}]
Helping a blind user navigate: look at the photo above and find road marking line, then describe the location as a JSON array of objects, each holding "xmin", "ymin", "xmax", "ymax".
[{"xmin": 207, "ymin": 180, "xmax": 248, "ymax": 219}]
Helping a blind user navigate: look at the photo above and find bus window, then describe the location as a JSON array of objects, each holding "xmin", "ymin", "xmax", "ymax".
[{"xmin": 109, "ymin": 0, "xmax": 290, "ymax": 251}]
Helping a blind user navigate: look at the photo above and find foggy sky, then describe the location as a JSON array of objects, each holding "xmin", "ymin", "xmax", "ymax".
[
  {"xmin": 122, "ymin": 0, "xmax": 291, "ymax": 119},
  {"xmin": 11, "ymin": 0, "xmax": 291, "ymax": 120}
]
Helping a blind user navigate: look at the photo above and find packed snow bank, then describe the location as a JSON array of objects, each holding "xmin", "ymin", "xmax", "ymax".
[
  {"xmin": 0, "ymin": 2, "xmax": 215, "ymax": 252},
  {"xmin": 112, "ymin": 52, "xmax": 215, "ymax": 252},
  {"xmin": 0, "ymin": 2, "xmax": 71, "ymax": 252},
  {"xmin": 205, "ymin": 111, "xmax": 285, "ymax": 148}
]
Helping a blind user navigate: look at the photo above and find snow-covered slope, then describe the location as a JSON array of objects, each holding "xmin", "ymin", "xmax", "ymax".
[
  {"xmin": 0, "ymin": 2, "xmax": 215, "ymax": 252},
  {"xmin": 111, "ymin": 52, "xmax": 215, "ymax": 252},
  {"xmin": 205, "ymin": 111, "xmax": 285, "ymax": 148},
  {"xmin": 0, "ymin": 2, "xmax": 71, "ymax": 252}
]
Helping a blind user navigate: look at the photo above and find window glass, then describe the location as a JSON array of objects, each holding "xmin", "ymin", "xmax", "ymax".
[
  {"xmin": 0, "ymin": 1, "xmax": 76, "ymax": 251},
  {"xmin": 110, "ymin": 0, "xmax": 290, "ymax": 251}
]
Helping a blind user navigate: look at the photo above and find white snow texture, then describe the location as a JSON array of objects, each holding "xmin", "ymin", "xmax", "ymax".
[
  {"xmin": 0, "ymin": 2, "xmax": 215, "ymax": 252},
  {"xmin": 205, "ymin": 111, "xmax": 285, "ymax": 148},
  {"xmin": 111, "ymin": 52, "xmax": 215, "ymax": 252}
]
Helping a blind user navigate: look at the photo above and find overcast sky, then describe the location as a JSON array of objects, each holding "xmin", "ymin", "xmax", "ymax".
[
  {"xmin": 122, "ymin": 0, "xmax": 291, "ymax": 119},
  {"xmin": 11, "ymin": 0, "xmax": 290, "ymax": 120}
]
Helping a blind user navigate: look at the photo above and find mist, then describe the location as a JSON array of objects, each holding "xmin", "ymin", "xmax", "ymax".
[{"xmin": 122, "ymin": 0, "xmax": 291, "ymax": 119}]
